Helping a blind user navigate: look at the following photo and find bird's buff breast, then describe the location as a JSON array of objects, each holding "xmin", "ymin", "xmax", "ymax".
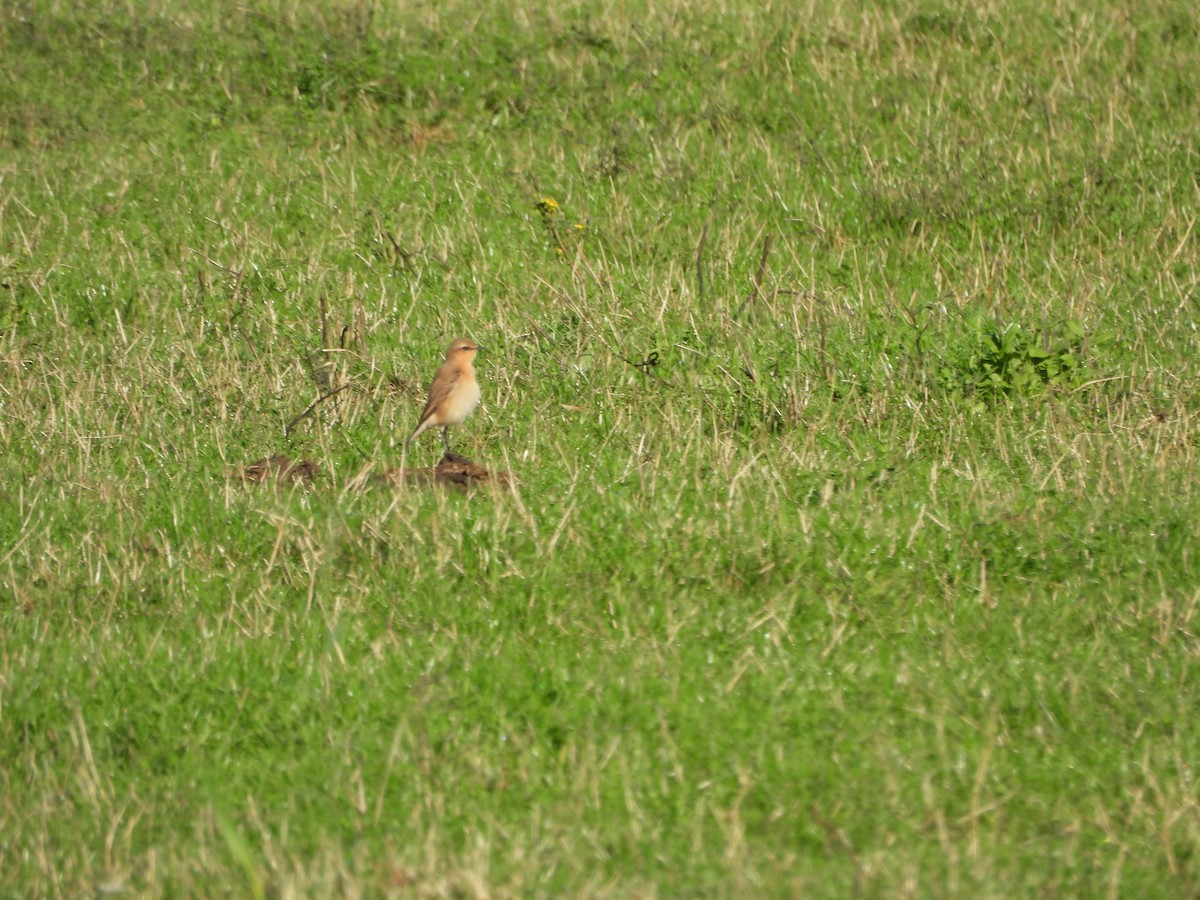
[{"xmin": 442, "ymin": 378, "xmax": 481, "ymax": 425}]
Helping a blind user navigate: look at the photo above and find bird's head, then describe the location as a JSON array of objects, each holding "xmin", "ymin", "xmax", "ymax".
[{"xmin": 446, "ymin": 338, "xmax": 481, "ymax": 362}]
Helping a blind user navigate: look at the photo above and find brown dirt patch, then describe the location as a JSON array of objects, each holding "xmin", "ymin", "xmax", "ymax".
[
  {"xmin": 378, "ymin": 452, "xmax": 513, "ymax": 489},
  {"xmin": 236, "ymin": 455, "xmax": 320, "ymax": 485}
]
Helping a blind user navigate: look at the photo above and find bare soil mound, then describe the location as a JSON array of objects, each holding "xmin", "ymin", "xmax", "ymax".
[
  {"xmin": 236, "ymin": 455, "xmax": 319, "ymax": 485},
  {"xmin": 233, "ymin": 453, "xmax": 510, "ymax": 490},
  {"xmin": 378, "ymin": 452, "xmax": 513, "ymax": 489}
]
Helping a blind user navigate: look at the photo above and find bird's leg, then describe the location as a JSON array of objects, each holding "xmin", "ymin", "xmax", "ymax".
[{"xmin": 441, "ymin": 427, "xmax": 452, "ymax": 456}]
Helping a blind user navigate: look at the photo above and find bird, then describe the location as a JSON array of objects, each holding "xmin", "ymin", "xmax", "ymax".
[{"xmin": 405, "ymin": 337, "xmax": 482, "ymax": 456}]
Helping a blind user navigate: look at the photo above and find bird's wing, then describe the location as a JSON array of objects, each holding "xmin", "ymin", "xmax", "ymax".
[{"xmin": 417, "ymin": 365, "xmax": 461, "ymax": 425}]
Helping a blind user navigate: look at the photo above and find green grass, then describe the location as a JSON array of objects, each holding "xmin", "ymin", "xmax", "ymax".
[{"xmin": 2, "ymin": 0, "xmax": 1200, "ymax": 895}]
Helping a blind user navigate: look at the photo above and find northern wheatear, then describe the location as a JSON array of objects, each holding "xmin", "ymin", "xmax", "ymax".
[{"xmin": 405, "ymin": 337, "xmax": 482, "ymax": 455}]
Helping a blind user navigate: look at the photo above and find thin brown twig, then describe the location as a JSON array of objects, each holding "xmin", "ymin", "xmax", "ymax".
[
  {"xmin": 620, "ymin": 350, "xmax": 660, "ymax": 375},
  {"xmin": 186, "ymin": 247, "xmax": 246, "ymax": 329},
  {"xmin": 734, "ymin": 233, "xmax": 774, "ymax": 320},
  {"xmin": 285, "ymin": 382, "xmax": 352, "ymax": 437},
  {"xmin": 227, "ymin": 267, "xmax": 246, "ymax": 330}
]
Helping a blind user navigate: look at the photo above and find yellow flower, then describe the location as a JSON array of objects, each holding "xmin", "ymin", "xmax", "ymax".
[{"xmin": 536, "ymin": 197, "xmax": 559, "ymax": 216}]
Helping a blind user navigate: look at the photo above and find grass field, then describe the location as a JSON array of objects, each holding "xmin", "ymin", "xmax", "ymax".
[{"xmin": 2, "ymin": 0, "xmax": 1199, "ymax": 895}]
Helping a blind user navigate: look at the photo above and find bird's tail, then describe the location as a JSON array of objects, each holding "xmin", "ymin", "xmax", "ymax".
[{"xmin": 405, "ymin": 418, "xmax": 429, "ymax": 450}]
